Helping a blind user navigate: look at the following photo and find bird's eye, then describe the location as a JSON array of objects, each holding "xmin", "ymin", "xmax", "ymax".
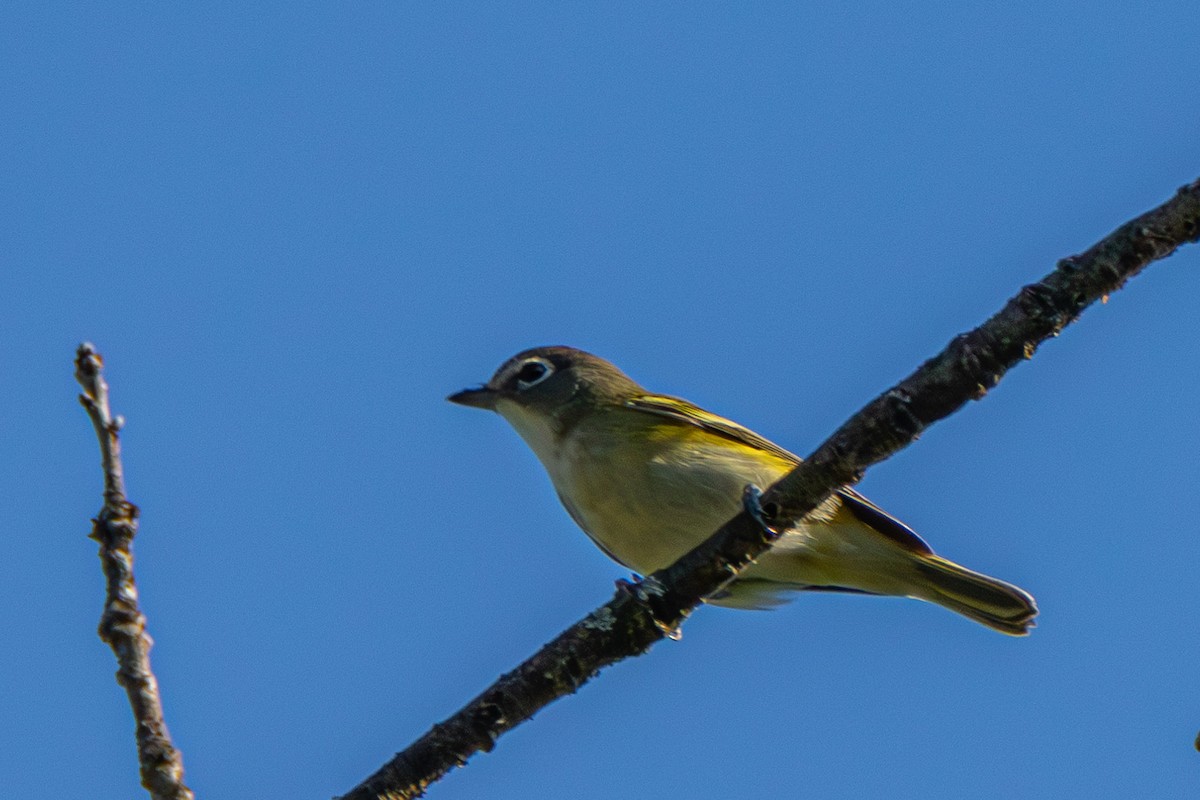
[{"xmin": 515, "ymin": 359, "xmax": 552, "ymax": 389}]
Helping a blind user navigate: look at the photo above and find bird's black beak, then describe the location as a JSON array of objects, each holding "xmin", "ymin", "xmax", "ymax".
[{"xmin": 447, "ymin": 386, "xmax": 498, "ymax": 411}]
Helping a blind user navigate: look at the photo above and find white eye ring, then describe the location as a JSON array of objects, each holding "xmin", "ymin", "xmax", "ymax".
[{"xmin": 514, "ymin": 357, "xmax": 554, "ymax": 389}]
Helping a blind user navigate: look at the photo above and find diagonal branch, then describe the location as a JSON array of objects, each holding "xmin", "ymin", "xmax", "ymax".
[
  {"xmin": 75, "ymin": 344, "xmax": 194, "ymax": 800},
  {"xmin": 342, "ymin": 178, "xmax": 1200, "ymax": 800}
]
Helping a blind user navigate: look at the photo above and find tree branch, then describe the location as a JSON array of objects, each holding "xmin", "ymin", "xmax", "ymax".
[
  {"xmin": 345, "ymin": 177, "xmax": 1198, "ymax": 799},
  {"xmin": 75, "ymin": 344, "xmax": 194, "ymax": 800}
]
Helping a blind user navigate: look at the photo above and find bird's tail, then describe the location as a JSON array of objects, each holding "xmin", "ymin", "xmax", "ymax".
[{"xmin": 913, "ymin": 555, "xmax": 1038, "ymax": 636}]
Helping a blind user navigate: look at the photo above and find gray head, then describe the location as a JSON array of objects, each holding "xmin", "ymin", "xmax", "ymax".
[{"xmin": 447, "ymin": 346, "xmax": 644, "ymax": 419}]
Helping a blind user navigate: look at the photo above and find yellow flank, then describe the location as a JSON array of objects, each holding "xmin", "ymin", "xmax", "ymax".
[{"xmin": 550, "ymin": 405, "xmax": 798, "ymax": 575}]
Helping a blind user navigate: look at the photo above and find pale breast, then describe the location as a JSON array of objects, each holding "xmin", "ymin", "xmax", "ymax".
[{"xmin": 555, "ymin": 425, "xmax": 791, "ymax": 573}]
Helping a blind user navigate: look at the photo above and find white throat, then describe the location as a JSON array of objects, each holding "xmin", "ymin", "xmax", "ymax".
[{"xmin": 494, "ymin": 398, "xmax": 564, "ymax": 475}]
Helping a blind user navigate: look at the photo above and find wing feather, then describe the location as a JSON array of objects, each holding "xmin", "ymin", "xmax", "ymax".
[{"xmin": 626, "ymin": 394, "xmax": 933, "ymax": 555}]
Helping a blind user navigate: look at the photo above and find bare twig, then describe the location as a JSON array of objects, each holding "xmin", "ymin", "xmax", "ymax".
[
  {"xmin": 75, "ymin": 344, "xmax": 194, "ymax": 800},
  {"xmin": 340, "ymin": 179, "xmax": 1200, "ymax": 800}
]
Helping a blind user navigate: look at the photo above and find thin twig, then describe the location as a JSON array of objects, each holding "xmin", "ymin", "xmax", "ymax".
[
  {"xmin": 341, "ymin": 178, "xmax": 1200, "ymax": 800},
  {"xmin": 75, "ymin": 344, "xmax": 194, "ymax": 800}
]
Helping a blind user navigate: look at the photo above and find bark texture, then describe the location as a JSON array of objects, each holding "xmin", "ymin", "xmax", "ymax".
[{"xmin": 76, "ymin": 344, "xmax": 194, "ymax": 800}]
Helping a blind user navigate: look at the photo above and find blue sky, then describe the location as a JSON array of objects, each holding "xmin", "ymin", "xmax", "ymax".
[{"xmin": 2, "ymin": 4, "xmax": 1198, "ymax": 799}]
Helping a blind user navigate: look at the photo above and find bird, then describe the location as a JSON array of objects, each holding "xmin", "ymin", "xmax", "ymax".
[{"xmin": 448, "ymin": 346, "xmax": 1037, "ymax": 635}]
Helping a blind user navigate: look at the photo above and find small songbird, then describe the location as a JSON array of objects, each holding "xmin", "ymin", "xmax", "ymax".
[{"xmin": 449, "ymin": 346, "xmax": 1037, "ymax": 635}]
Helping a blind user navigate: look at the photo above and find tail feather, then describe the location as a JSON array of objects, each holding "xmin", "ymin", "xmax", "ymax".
[{"xmin": 914, "ymin": 556, "xmax": 1038, "ymax": 636}]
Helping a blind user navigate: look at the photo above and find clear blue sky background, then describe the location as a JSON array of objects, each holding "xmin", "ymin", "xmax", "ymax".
[{"xmin": 2, "ymin": 4, "xmax": 1198, "ymax": 799}]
